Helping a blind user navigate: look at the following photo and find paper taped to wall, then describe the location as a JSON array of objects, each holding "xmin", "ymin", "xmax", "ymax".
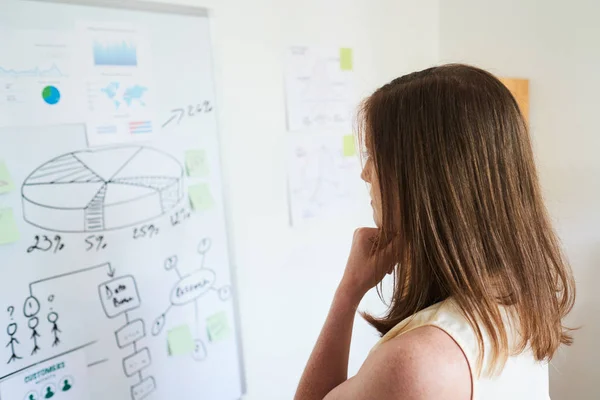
[
  {"xmin": 287, "ymin": 134, "xmax": 364, "ymax": 225},
  {"xmin": 284, "ymin": 46, "xmax": 356, "ymax": 132},
  {"xmin": 77, "ymin": 22, "xmax": 157, "ymax": 146},
  {"xmin": 0, "ymin": 29, "xmax": 86, "ymax": 128},
  {"xmin": 0, "ymin": 350, "xmax": 91, "ymax": 400}
]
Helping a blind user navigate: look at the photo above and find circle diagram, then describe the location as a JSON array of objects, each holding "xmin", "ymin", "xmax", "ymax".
[
  {"xmin": 42, "ymin": 85, "xmax": 61, "ymax": 105},
  {"xmin": 22, "ymin": 146, "xmax": 183, "ymax": 232}
]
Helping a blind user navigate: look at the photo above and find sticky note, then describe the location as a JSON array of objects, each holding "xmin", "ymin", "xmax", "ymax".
[
  {"xmin": 188, "ymin": 183, "xmax": 214, "ymax": 211},
  {"xmin": 206, "ymin": 311, "xmax": 231, "ymax": 342},
  {"xmin": 0, "ymin": 161, "xmax": 14, "ymax": 194},
  {"xmin": 343, "ymin": 134, "xmax": 356, "ymax": 157},
  {"xmin": 167, "ymin": 325, "xmax": 195, "ymax": 356},
  {"xmin": 0, "ymin": 208, "xmax": 19, "ymax": 245},
  {"xmin": 340, "ymin": 48, "xmax": 353, "ymax": 71},
  {"xmin": 185, "ymin": 149, "xmax": 210, "ymax": 177}
]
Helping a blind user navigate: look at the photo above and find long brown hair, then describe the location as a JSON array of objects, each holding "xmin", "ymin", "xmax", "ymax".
[{"xmin": 359, "ymin": 64, "xmax": 575, "ymax": 375}]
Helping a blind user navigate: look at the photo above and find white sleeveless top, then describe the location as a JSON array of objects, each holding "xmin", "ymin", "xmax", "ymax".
[{"xmin": 372, "ymin": 298, "xmax": 550, "ymax": 399}]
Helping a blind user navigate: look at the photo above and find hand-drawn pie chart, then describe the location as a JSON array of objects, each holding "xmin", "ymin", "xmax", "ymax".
[{"xmin": 22, "ymin": 146, "xmax": 183, "ymax": 232}]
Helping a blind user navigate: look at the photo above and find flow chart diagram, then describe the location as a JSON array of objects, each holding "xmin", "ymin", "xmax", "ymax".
[
  {"xmin": 4, "ymin": 263, "xmax": 155, "ymax": 400},
  {"xmin": 151, "ymin": 238, "xmax": 232, "ymax": 361},
  {"xmin": 98, "ymin": 274, "xmax": 156, "ymax": 400}
]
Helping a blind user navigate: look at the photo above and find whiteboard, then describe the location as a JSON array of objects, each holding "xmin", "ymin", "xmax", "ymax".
[{"xmin": 0, "ymin": 1, "xmax": 245, "ymax": 399}]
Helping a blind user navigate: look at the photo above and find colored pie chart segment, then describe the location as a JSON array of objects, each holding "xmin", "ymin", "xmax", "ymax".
[{"xmin": 42, "ymin": 85, "xmax": 61, "ymax": 105}]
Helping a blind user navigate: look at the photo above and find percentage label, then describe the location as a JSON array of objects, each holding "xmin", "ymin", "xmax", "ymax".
[
  {"xmin": 170, "ymin": 208, "xmax": 192, "ymax": 226},
  {"xmin": 85, "ymin": 235, "xmax": 108, "ymax": 251},
  {"xmin": 27, "ymin": 235, "xmax": 65, "ymax": 254},
  {"xmin": 133, "ymin": 224, "xmax": 160, "ymax": 239}
]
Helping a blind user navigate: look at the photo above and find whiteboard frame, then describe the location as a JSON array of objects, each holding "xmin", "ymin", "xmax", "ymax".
[
  {"xmin": 26, "ymin": 0, "xmax": 208, "ymax": 16},
  {"xmin": 18, "ymin": 0, "xmax": 248, "ymax": 397}
]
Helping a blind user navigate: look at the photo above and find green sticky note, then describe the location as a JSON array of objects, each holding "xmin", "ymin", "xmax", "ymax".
[
  {"xmin": 206, "ymin": 311, "xmax": 231, "ymax": 342},
  {"xmin": 167, "ymin": 325, "xmax": 195, "ymax": 356},
  {"xmin": 188, "ymin": 183, "xmax": 214, "ymax": 211},
  {"xmin": 0, "ymin": 208, "xmax": 19, "ymax": 245},
  {"xmin": 185, "ymin": 149, "xmax": 210, "ymax": 178},
  {"xmin": 0, "ymin": 161, "xmax": 15, "ymax": 194},
  {"xmin": 343, "ymin": 135, "xmax": 357, "ymax": 157},
  {"xmin": 340, "ymin": 48, "xmax": 353, "ymax": 71}
]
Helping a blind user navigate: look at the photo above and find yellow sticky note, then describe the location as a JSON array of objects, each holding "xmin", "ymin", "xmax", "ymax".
[
  {"xmin": 0, "ymin": 208, "xmax": 19, "ymax": 245},
  {"xmin": 185, "ymin": 149, "xmax": 209, "ymax": 178},
  {"xmin": 340, "ymin": 48, "xmax": 353, "ymax": 71},
  {"xmin": 167, "ymin": 325, "xmax": 195, "ymax": 356},
  {"xmin": 343, "ymin": 135, "xmax": 356, "ymax": 157},
  {"xmin": 0, "ymin": 161, "xmax": 15, "ymax": 194},
  {"xmin": 188, "ymin": 183, "xmax": 214, "ymax": 211},
  {"xmin": 206, "ymin": 311, "xmax": 230, "ymax": 342}
]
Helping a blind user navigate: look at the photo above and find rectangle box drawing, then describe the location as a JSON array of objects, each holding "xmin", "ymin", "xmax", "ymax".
[
  {"xmin": 123, "ymin": 347, "xmax": 151, "ymax": 376},
  {"xmin": 116, "ymin": 318, "xmax": 146, "ymax": 348},
  {"xmin": 98, "ymin": 275, "xmax": 141, "ymax": 318},
  {"xmin": 131, "ymin": 376, "xmax": 156, "ymax": 400}
]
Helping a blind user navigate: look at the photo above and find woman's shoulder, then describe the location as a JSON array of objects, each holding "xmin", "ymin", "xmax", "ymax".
[
  {"xmin": 359, "ymin": 325, "xmax": 471, "ymax": 400},
  {"xmin": 325, "ymin": 324, "xmax": 471, "ymax": 400}
]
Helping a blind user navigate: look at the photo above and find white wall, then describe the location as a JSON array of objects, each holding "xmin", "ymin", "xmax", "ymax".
[
  {"xmin": 146, "ymin": 0, "xmax": 600, "ymax": 398},
  {"xmin": 439, "ymin": 1, "xmax": 600, "ymax": 399},
  {"xmin": 147, "ymin": 0, "xmax": 439, "ymax": 399}
]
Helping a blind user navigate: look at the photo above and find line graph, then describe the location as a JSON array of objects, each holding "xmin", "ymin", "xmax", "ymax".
[{"xmin": 0, "ymin": 63, "xmax": 66, "ymax": 78}]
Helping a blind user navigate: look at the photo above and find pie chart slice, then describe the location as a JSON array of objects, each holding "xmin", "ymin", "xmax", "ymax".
[
  {"xmin": 25, "ymin": 154, "xmax": 103, "ymax": 184},
  {"xmin": 112, "ymin": 147, "xmax": 183, "ymax": 180},
  {"xmin": 22, "ymin": 146, "xmax": 184, "ymax": 232},
  {"xmin": 74, "ymin": 147, "xmax": 141, "ymax": 181},
  {"xmin": 42, "ymin": 86, "xmax": 61, "ymax": 105},
  {"xmin": 22, "ymin": 182, "xmax": 107, "ymax": 209}
]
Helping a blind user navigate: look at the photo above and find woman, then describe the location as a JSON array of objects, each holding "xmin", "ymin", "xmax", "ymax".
[{"xmin": 294, "ymin": 64, "xmax": 575, "ymax": 400}]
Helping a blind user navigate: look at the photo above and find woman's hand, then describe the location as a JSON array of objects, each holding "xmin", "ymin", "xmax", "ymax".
[
  {"xmin": 294, "ymin": 227, "xmax": 397, "ymax": 400},
  {"xmin": 338, "ymin": 228, "xmax": 397, "ymax": 303}
]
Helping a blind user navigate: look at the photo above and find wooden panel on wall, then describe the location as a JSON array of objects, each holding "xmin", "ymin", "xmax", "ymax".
[{"xmin": 499, "ymin": 77, "xmax": 529, "ymax": 121}]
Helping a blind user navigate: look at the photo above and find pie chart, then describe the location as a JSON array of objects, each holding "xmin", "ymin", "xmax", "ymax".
[
  {"xmin": 22, "ymin": 146, "xmax": 184, "ymax": 232},
  {"xmin": 42, "ymin": 85, "xmax": 61, "ymax": 105}
]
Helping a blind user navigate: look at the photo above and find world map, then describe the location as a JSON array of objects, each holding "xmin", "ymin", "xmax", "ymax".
[{"xmin": 100, "ymin": 82, "xmax": 148, "ymax": 109}]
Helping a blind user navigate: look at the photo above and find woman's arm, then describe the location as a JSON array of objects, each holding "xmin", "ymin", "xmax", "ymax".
[
  {"xmin": 294, "ymin": 228, "xmax": 472, "ymax": 400},
  {"xmin": 292, "ymin": 282, "xmax": 362, "ymax": 400},
  {"xmin": 294, "ymin": 228, "xmax": 395, "ymax": 400}
]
